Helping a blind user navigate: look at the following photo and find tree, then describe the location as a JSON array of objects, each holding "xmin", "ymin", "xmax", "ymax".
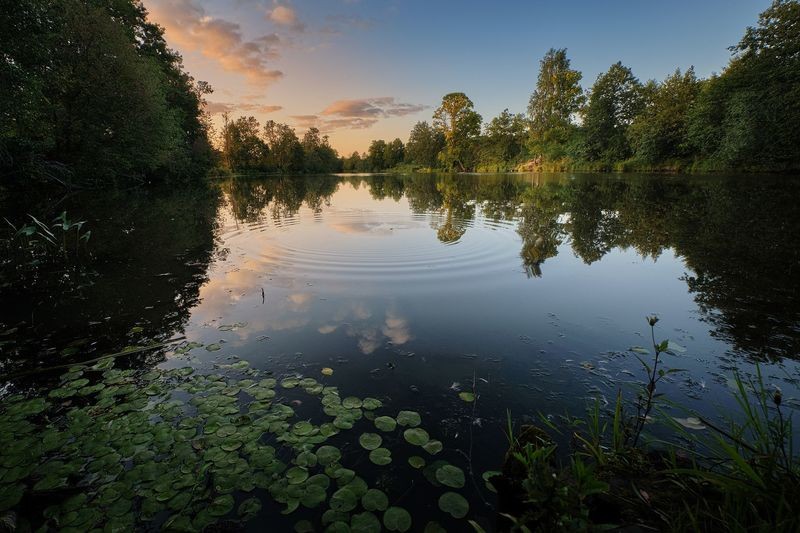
[
  {"xmin": 0, "ymin": 0, "xmax": 214, "ymax": 184},
  {"xmin": 582, "ymin": 62, "xmax": 644, "ymax": 163},
  {"xmin": 527, "ymin": 48, "xmax": 585, "ymax": 160},
  {"xmin": 221, "ymin": 116, "xmax": 268, "ymax": 171},
  {"xmin": 264, "ymin": 120, "xmax": 304, "ymax": 172},
  {"xmin": 628, "ymin": 68, "xmax": 700, "ymax": 164},
  {"xmin": 432, "ymin": 92, "xmax": 482, "ymax": 171},
  {"xmin": 383, "ymin": 138, "xmax": 405, "ymax": 169},
  {"xmin": 367, "ymin": 140, "xmax": 388, "ymax": 171},
  {"xmin": 301, "ymin": 127, "xmax": 341, "ymax": 173},
  {"xmin": 479, "ymin": 109, "xmax": 528, "ymax": 169},
  {"xmin": 405, "ymin": 122, "xmax": 444, "ymax": 168}
]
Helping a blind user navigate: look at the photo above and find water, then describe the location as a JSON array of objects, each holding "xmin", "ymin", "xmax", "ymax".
[{"xmin": 1, "ymin": 173, "xmax": 799, "ymax": 530}]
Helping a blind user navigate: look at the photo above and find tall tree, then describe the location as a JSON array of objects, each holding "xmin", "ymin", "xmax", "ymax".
[
  {"xmin": 432, "ymin": 92, "xmax": 482, "ymax": 171},
  {"xmin": 527, "ymin": 48, "xmax": 585, "ymax": 160},
  {"xmin": 479, "ymin": 109, "xmax": 528, "ymax": 169},
  {"xmin": 383, "ymin": 138, "xmax": 405, "ymax": 169},
  {"xmin": 405, "ymin": 121, "xmax": 444, "ymax": 168},
  {"xmin": 367, "ymin": 140, "xmax": 388, "ymax": 171},
  {"xmin": 628, "ymin": 68, "xmax": 700, "ymax": 164},
  {"xmin": 582, "ymin": 62, "xmax": 644, "ymax": 163},
  {"xmin": 264, "ymin": 120, "xmax": 304, "ymax": 172}
]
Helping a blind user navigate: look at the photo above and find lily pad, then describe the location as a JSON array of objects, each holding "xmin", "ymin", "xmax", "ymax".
[
  {"xmin": 321, "ymin": 367, "xmax": 334, "ymax": 376},
  {"xmin": 368, "ymin": 448, "xmax": 392, "ymax": 466},
  {"xmin": 438, "ymin": 491, "xmax": 469, "ymax": 518},
  {"xmin": 342, "ymin": 397, "xmax": 362, "ymax": 409},
  {"xmin": 374, "ymin": 416, "xmax": 397, "ymax": 432},
  {"xmin": 383, "ymin": 506, "xmax": 412, "ymax": 532},
  {"xmin": 317, "ymin": 445, "xmax": 341, "ymax": 466},
  {"xmin": 330, "ymin": 487, "xmax": 358, "ymax": 512},
  {"xmin": 458, "ymin": 392, "xmax": 475, "ymax": 402},
  {"xmin": 351, "ymin": 511, "xmax": 381, "ymax": 533},
  {"xmin": 359, "ymin": 433, "xmax": 383, "ymax": 450},
  {"xmin": 422, "ymin": 439, "xmax": 443, "ymax": 455},
  {"xmin": 435, "ymin": 464, "xmax": 465, "ymax": 488},
  {"xmin": 208, "ymin": 494, "xmax": 234, "ymax": 516},
  {"xmin": 396, "ymin": 410, "xmax": 421, "ymax": 427},
  {"xmin": 361, "ymin": 488, "xmax": 389, "ymax": 512},
  {"xmin": 403, "ymin": 428, "xmax": 430, "ymax": 446},
  {"xmin": 408, "ymin": 456, "xmax": 425, "ymax": 469},
  {"xmin": 287, "ymin": 466, "xmax": 309, "ymax": 484},
  {"xmin": 362, "ymin": 398, "xmax": 382, "ymax": 410}
]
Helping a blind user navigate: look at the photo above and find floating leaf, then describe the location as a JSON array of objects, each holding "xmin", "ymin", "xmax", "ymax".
[
  {"xmin": 667, "ymin": 340, "xmax": 687, "ymax": 354},
  {"xmin": 238, "ymin": 497, "xmax": 262, "ymax": 520},
  {"xmin": 403, "ymin": 427, "xmax": 430, "ymax": 446},
  {"xmin": 368, "ymin": 448, "xmax": 392, "ymax": 466},
  {"xmin": 351, "ymin": 511, "xmax": 381, "ymax": 533},
  {"xmin": 321, "ymin": 367, "xmax": 334, "ymax": 376},
  {"xmin": 438, "ymin": 492, "xmax": 469, "ymax": 518},
  {"xmin": 330, "ymin": 487, "xmax": 358, "ymax": 512},
  {"xmin": 482, "ymin": 470, "xmax": 501, "ymax": 493},
  {"xmin": 361, "ymin": 489, "xmax": 389, "ymax": 512},
  {"xmin": 359, "ymin": 433, "xmax": 383, "ymax": 450},
  {"xmin": 436, "ymin": 465, "xmax": 465, "ymax": 488},
  {"xmin": 362, "ymin": 398, "xmax": 382, "ymax": 410},
  {"xmin": 458, "ymin": 392, "xmax": 475, "ymax": 402},
  {"xmin": 208, "ymin": 494, "xmax": 234, "ymax": 517},
  {"xmin": 374, "ymin": 416, "xmax": 397, "ymax": 432},
  {"xmin": 286, "ymin": 466, "xmax": 309, "ymax": 484},
  {"xmin": 422, "ymin": 440, "xmax": 443, "ymax": 455},
  {"xmin": 396, "ymin": 410, "xmax": 421, "ymax": 427},
  {"xmin": 424, "ymin": 522, "xmax": 447, "ymax": 533},
  {"xmin": 383, "ymin": 506, "xmax": 412, "ymax": 532},
  {"xmin": 205, "ymin": 343, "xmax": 222, "ymax": 352},
  {"xmin": 408, "ymin": 456, "xmax": 426, "ymax": 469},
  {"xmin": 342, "ymin": 397, "xmax": 362, "ymax": 409},
  {"xmin": 316, "ymin": 445, "xmax": 341, "ymax": 466}
]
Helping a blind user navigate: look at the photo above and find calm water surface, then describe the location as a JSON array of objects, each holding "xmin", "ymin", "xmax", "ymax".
[{"xmin": 1, "ymin": 173, "xmax": 799, "ymax": 530}]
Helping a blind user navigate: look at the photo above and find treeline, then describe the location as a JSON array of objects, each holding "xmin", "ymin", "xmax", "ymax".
[
  {"xmin": 1, "ymin": 0, "xmax": 215, "ymax": 185},
  {"xmin": 350, "ymin": 0, "xmax": 800, "ymax": 173},
  {"xmin": 218, "ymin": 117, "xmax": 342, "ymax": 174}
]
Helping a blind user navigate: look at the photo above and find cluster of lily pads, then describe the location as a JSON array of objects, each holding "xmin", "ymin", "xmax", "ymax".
[{"xmin": 0, "ymin": 347, "xmax": 492, "ymax": 532}]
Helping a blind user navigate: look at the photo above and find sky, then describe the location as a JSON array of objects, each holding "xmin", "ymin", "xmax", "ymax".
[{"xmin": 143, "ymin": 0, "xmax": 772, "ymax": 155}]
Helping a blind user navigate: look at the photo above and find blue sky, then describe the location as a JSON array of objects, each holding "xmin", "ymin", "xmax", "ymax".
[{"xmin": 145, "ymin": 0, "xmax": 771, "ymax": 153}]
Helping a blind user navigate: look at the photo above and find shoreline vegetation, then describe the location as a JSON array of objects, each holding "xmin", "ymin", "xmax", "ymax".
[{"xmin": 2, "ymin": 1, "xmax": 799, "ymax": 188}]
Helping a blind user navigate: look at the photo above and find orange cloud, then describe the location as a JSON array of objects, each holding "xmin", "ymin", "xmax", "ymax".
[
  {"xmin": 147, "ymin": 0, "xmax": 283, "ymax": 86},
  {"xmin": 268, "ymin": 4, "xmax": 305, "ymax": 31},
  {"xmin": 322, "ymin": 97, "xmax": 426, "ymax": 118}
]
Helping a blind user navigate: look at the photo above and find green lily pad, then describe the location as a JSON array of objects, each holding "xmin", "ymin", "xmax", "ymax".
[
  {"xmin": 330, "ymin": 487, "xmax": 358, "ymax": 512},
  {"xmin": 438, "ymin": 491, "xmax": 469, "ymax": 518},
  {"xmin": 436, "ymin": 465, "xmax": 465, "ymax": 488},
  {"xmin": 403, "ymin": 427, "xmax": 430, "ymax": 446},
  {"xmin": 342, "ymin": 397, "xmax": 362, "ymax": 409},
  {"xmin": 396, "ymin": 410, "xmax": 421, "ymax": 427},
  {"xmin": 374, "ymin": 416, "xmax": 397, "ymax": 432},
  {"xmin": 238, "ymin": 497, "xmax": 262, "ymax": 519},
  {"xmin": 422, "ymin": 439, "xmax": 443, "ymax": 455},
  {"xmin": 301, "ymin": 484, "xmax": 327, "ymax": 508},
  {"xmin": 359, "ymin": 433, "xmax": 382, "ymax": 450},
  {"xmin": 361, "ymin": 488, "xmax": 389, "ymax": 512},
  {"xmin": 482, "ymin": 470, "xmax": 501, "ymax": 493},
  {"xmin": 206, "ymin": 343, "xmax": 222, "ymax": 352},
  {"xmin": 208, "ymin": 494, "xmax": 234, "ymax": 516},
  {"xmin": 361, "ymin": 398, "xmax": 382, "ymax": 410},
  {"xmin": 408, "ymin": 456, "xmax": 426, "ymax": 469},
  {"xmin": 368, "ymin": 448, "xmax": 392, "ymax": 466},
  {"xmin": 458, "ymin": 392, "xmax": 475, "ymax": 402},
  {"xmin": 326, "ymin": 522, "xmax": 351, "ymax": 533},
  {"xmin": 351, "ymin": 511, "xmax": 381, "ymax": 533},
  {"xmin": 287, "ymin": 466, "xmax": 309, "ymax": 485},
  {"xmin": 317, "ymin": 445, "xmax": 342, "ymax": 466},
  {"xmin": 383, "ymin": 506, "xmax": 412, "ymax": 532}
]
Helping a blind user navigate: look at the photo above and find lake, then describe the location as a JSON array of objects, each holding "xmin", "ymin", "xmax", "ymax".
[{"xmin": 1, "ymin": 173, "xmax": 799, "ymax": 531}]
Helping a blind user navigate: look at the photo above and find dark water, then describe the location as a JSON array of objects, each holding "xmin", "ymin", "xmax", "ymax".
[{"xmin": 1, "ymin": 173, "xmax": 799, "ymax": 530}]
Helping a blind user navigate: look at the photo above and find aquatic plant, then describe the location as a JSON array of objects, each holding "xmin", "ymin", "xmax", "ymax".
[{"xmin": 0, "ymin": 347, "xmax": 481, "ymax": 531}]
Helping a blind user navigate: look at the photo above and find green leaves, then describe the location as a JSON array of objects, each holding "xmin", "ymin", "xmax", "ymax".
[
  {"xmin": 396, "ymin": 411, "xmax": 421, "ymax": 427},
  {"xmin": 403, "ymin": 428, "xmax": 430, "ymax": 446},
  {"xmin": 330, "ymin": 488, "xmax": 358, "ymax": 512},
  {"xmin": 368, "ymin": 448, "xmax": 392, "ymax": 466},
  {"xmin": 458, "ymin": 392, "xmax": 475, "ymax": 402},
  {"xmin": 374, "ymin": 416, "xmax": 397, "ymax": 432},
  {"xmin": 383, "ymin": 506, "xmax": 412, "ymax": 532},
  {"xmin": 438, "ymin": 491, "xmax": 469, "ymax": 518},
  {"xmin": 361, "ymin": 489, "xmax": 389, "ymax": 512},
  {"xmin": 435, "ymin": 465, "xmax": 465, "ymax": 488},
  {"xmin": 359, "ymin": 433, "xmax": 383, "ymax": 450}
]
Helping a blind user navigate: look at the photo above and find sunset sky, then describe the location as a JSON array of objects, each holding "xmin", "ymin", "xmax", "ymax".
[{"xmin": 143, "ymin": 0, "xmax": 770, "ymax": 155}]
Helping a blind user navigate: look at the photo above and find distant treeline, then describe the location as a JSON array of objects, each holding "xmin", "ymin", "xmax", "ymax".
[
  {"xmin": 347, "ymin": 0, "xmax": 800, "ymax": 173},
  {"xmin": 1, "ymin": 0, "xmax": 215, "ymax": 186}
]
